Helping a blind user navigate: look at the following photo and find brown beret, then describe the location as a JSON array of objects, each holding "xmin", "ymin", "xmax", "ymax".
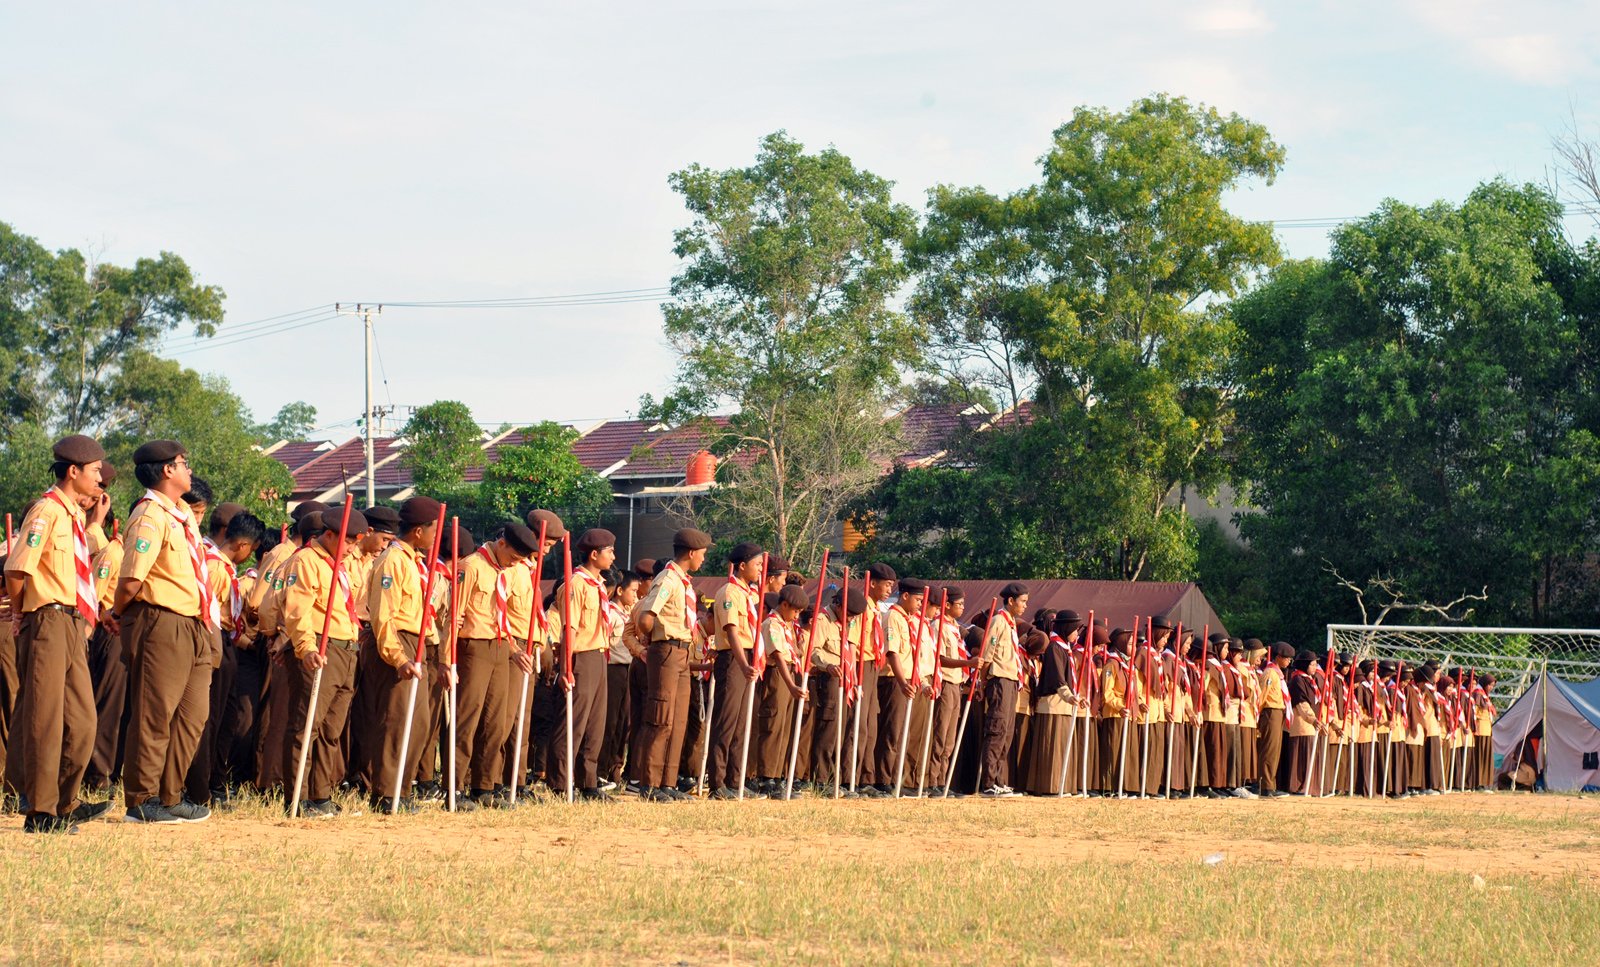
[
  {"xmin": 53, "ymin": 434, "xmax": 106, "ymax": 465},
  {"xmin": 834, "ymin": 587, "xmax": 868, "ymax": 616},
  {"xmin": 363, "ymin": 505, "xmax": 401, "ymax": 533},
  {"xmin": 295, "ymin": 512, "xmax": 326, "ymax": 540},
  {"xmin": 728, "ymin": 542, "xmax": 764, "ymax": 565},
  {"xmin": 132, "ymin": 440, "xmax": 186, "ymax": 464},
  {"xmin": 778, "ymin": 585, "xmax": 808, "ymax": 609},
  {"xmin": 1000, "ymin": 582, "xmax": 1028, "ymax": 600},
  {"xmin": 866, "ymin": 562, "xmax": 898, "ymax": 582},
  {"xmin": 322, "ymin": 506, "xmax": 369, "ymax": 539},
  {"xmin": 210, "ymin": 502, "xmax": 246, "ymax": 531},
  {"xmin": 525, "ymin": 509, "xmax": 566, "ymax": 540},
  {"xmin": 503, "ymin": 523, "xmax": 539, "ymax": 556},
  {"xmin": 672, "ymin": 527, "xmax": 712, "ymax": 551},
  {"xmin": 99, "ymin": 464, "xmax": 117, "ymax": 486},
  {"xmin": 575, "ymin": 528, "xmax": 616, "ymax": 556},
  {"xmin": 898, "ymin": 577, "xmax": 929, "ymax": 594},
  {"xmin": 632, "ymin": 559, "xmax": 657, "ymax": 580},
  {"xmin": 452, "ymin": 525, "xmax": 478, "ymax": 556},
  {"xmin": 766, "ymin": 555, "xmax": 792, "ymax": 573},
  {"xmin": 290, "ymin": 500, "xmax": 327, "ymax": 522},
  {"xmin": 398, "ymin": 496, "xmax": 443, "ymax": 528}
]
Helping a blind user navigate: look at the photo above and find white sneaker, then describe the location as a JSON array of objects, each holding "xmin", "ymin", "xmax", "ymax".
[
  {"xmin": 1231, "ymin": 787, "xmax": 1258, "ymax": 800},
  {"xmin": 980, "ymin": 785, "xmax": 1007, "ymax": 798}
]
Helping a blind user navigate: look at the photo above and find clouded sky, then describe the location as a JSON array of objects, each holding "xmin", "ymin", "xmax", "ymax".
[{"xmin": 3, "ymin": 1, "xmax": 1597, "ymax": 439}]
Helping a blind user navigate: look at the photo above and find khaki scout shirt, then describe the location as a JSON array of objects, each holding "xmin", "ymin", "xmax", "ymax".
[
  {"xmin": 281, "ymin": 542, "xmax": 359, "ymax": 658},
  {"xmin": 808, "ymin": 610, "xmax": 844, "ymax": 670},
  {"xmin": 249, "ymin": 540, "xmax": 296, "ymax": 615},
  {"xmin": 547, "ymin": 569, "xmax": 608, "ymax": 654},
  {"xmin": 92, "ymin": 537, "xmax": 124, "ymax": 611},
  {"xmin": 761, "ymin": 614, "xmax": 795, "ymax": 664},
  {"xmin": 639, "ymin": 561, "xmax": 696, "ymax": 642},
  {"xmin": 5, "ymin": 488, "xmax": 86, "ymax": 614},
  {"xmin": 121, "ymin": 491, "xmax": 204, "ymax": 617},
  {"xmin": 713, "ymin": 579, "xmax": 758, "ymax": 652},
  {"xmin": 368, "ymin": 541, "xmax": 435, "ymax": 668},
  {"xmin": 980, "ymin": 612, "xmax": 1020, "ymax": 682},
  {"xmin": 457, "ymin": 547, "xmax": 536, "ymax": 642}
]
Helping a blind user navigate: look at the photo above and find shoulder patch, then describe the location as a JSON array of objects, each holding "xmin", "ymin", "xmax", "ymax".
[
  {"xmin": 286, "ymin": 574, "xmax": 298, "ymax": 587},
  {"xmin": 134, "ymin": 538, "xmax": 152, "ymax": 554},
  {"xmin": 381, "ymin": 575, "xmax": 393, "ymax": 589},
  {"xmin": 26, "ymin": 533, "xmax": 41, "ymax": 547},
  {"xmin": 96, "ymin": 564, "xmax": 110, "ymax": 578}
]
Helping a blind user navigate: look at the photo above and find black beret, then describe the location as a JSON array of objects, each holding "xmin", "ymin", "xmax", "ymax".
[
  {"xmin": 833, "ymin": 587, "xmax": 868, "ymax": 616},
  {"xmin": 364, "ymin": 506, "xmax": 401, "ymax": 534},
  {"xmin": 672, "ymin": 527, "xmax": 712, "ymax": 551},
  {"xmin": 728, "ymin": 542, "xmax": 764, "ymax": 565},
  {"xmin": 866, "ymin": 562, "xmax": 898, "ymax": 582},
  {"xmin": 575, "ymin": 528, "xmax": 617, "ymax": 556},
  {"xmin": 1270, "ymin": 642, "xmax": 1296, "ymax": 659},
  {"xmin": 1208, "ymin": 632, "xmax": 1230, "ymax": 645},
  {"xmin": 898, "ymin": 577, "xmax": 929, "ymax": 594},
  {"xmin": 1294, "ymin": 649, "xmax": 1317, "ymax": 663},
  {"xmin": 290, "ymin": 500, "xmax": 327, "ymax": 522},
  {"xmin": 53, "ymin": 434, "xmax": 106, "ymax": 464},
  {"xmin": 1000, "ymin": 582, "xmax": 1028, "ymax": 600},
  {"xmin": 763, "ymin": 591, "xmax": 780, "ymax": 612},
  {"xmin": 295, "ymin": 512, "xmax": 327, "ymax": 540},
  {"xmin": 1338, "ymin": 651, "xmax": 1356, "ymax": 664},
  {"xmin": 1151, "ymin": 615, "xmax": 1174, "ymax": 630},
  {"xmin": 322, "ymin": 506, "xmax": 368, "ymax": 539},
  {"xmin": 398, "ymin": 496, "xmax": 443, "ymax": 528},
  {"xmin": 1054, "ymin": 609, "xmax": 1084, "ymax": 630},
  {"xmin": 503, "ymin": 523, "xmax": 539, "ymax": 556},
  {"xmin": 525, "ymin": 509, "xmax": 567, "ymax": 540},
  {"xmin": 778, "ymin": 585, "xmax": 808, "ymax": 609},
  {"xmin": 766, "ymin": 555, "xmax": 792, "ymax": 573},
  {"xmin": 943, "ymin": 585, "xmax": 964, "ymax": 601},
  {"xmin": 1378, "ymin": 659, "xmax": 1398, "ymax": 674},
  {"xmin": 132, "ymin": 440, "xmax": 186, "ymax": 464}
]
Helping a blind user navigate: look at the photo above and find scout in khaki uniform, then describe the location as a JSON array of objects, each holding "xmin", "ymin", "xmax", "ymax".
[
  {"xmin": 253, "ymin": 507, "xmax": 325, "ymax": 792},
  {"xmin": 359, "ymin": 497, "xmax": 442, "ymax": 814},
  {"xmin": 548, "ymin": 528, "xmax": 617, "ymax": 801},
  {"xmin": 1472, "ymin": 673, "xmax": 1496, "ymax": 791},
  {"xmin": 702, "ymin": 542, "xmax": 763, "ymax": 800},
  {"xmin": 599, "ymin": 567, "xmax": 641, "ymax": 791},
  {"xmin": 1097, "ymin": 630, "xmax": 1134, "ymax": 797},
  {"xmin": 188, "ymin": 507, "xmax": 263, "ymax": 806},
  {"xmin": 621, "ymin": 561, "xmax": 657, "ymax": 791},
  {"xmin": 339, "ymin": 504, "xmax": 398, "ymax": 792},
  {"xmin": 277, "ymin": 506, "xmax": 368, "ymax": 817},
  {"xmin": 753, "ymin": 584, "xmax": 808, "ymax": 795},
  {"xmin": 800, "ymin": 586, "xmax": 863, "ymax": 795},
  {"xmin": 1284, "ymin": 650, "xmax": 1321, "ymax": 795},
  {"xmin": 852, "ymin": 562, "xmax": 895, "ymax": 794},
  {"xmin": 873, "ymin": 577, "xmax": 926, "ymax": 795},
  {"xmin": 978, "ymin": 582, "xmax": 1028, "ymax": 797},
  {"xmin": 3, "ymin": 435, "xmax": 110, "ymax": 833},
  {"xmin": 1200, "ymin": 634, "xmax": 1235, "ymax": 799},
  {"xmin": 927, "ymin": 588, "xmax": 975, "ymax": 798},
  {"xmin": 1351, "ymin": 658, "xmax": 1380, "ymax": 797},
  {"xmin": 451, "ymin": 523, "xmax": 538, "ymax": 807},
  {"xmin": 110, "ymin": 440, "xmax": 219, "ymax": 824},
  {"xmin": 496, "ymin": 509, "xmax": 562, "ymax": 794},
  {"xmin": 1256, "ymin": 642, "xmax": 1293, "ymax": 796},
  {"xmin": 83, "ymin": 467, "xmax": 126, "ymax": 791}
]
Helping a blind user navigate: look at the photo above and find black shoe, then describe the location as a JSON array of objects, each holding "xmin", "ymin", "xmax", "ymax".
[
  {"xmin": 68, "ymin": 800, "xmax": 112, "ymax": 824},
  {"xmin": 641, "ymin": 787, "xmax": 672, "ymax": 803},
  {"xmin": 125, "ymin": 798, "xmax": 182, "ymax": 824},
  {"xmin": 708, "ymin": 786, "xmax": 739, "ymax": 801},
  {"xmin": 624, "ymin": 780, "xmax": 644, "ymax": 796},
  {"xmin": 857, "ymin": 784, "xmax": 887, "ymax": 799},
  {"xmin": 450, "ymin": 794, "xmax": 480, "ymax": 812},
  {"xmin": 579, "ymin": 787, "xmax": 615, "ymax": 803},
  {"xmin": 374, "ymin": 796, "xmax": 419, "ymax": 815},
  {"xmin": 23, "ymin": 813, "xmax": 78, "ymax": 835},
  {"xmin": 1201, "ymin": 788, "xmax": 1226, "ymax": 800},
  {"xmin": 415, "ymin": 781, "xmax": 446, "ymax": 802}
]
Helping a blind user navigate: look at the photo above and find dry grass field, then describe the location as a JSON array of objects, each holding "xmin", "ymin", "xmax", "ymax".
[{"xmin": 2, "ymin": 790, "xmax": 1596, "ymax": 965}]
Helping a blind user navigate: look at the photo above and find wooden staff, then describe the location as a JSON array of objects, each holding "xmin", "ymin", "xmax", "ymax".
[
  {"xmin": 1054, "ymin": 613, "xmax": 1088, "ymax": 798},
  {"xmin": 1306, "ymin": 648, "xmax": 1336, "ymax": 797},
  {"xmin": 1163, "ymin": 622, "xmax": 1183, "ymax": 797},
  {"xmin": 1138, "ymin": 617, "xmax": 1153, "ymax": 799},
  {"xmin": 847, "ymin": 590, "xmax": 872, "ymax": 794},
  {"xmin": 1188, "ymin": 625, "xmax": 1209, "ymax": 798},
  {"xmin": 697, "ymin": 564, "xmax": 734, "ymax": 798},
  {"xmin": 915, "ymin": 588, "xmax": 948, "ymax": 798},
  {"xmin": 783, "ymin": 550, "xmax": 829, "ymax": 800},
  {"xmin": 831, "ymin": 567, "xmax": 851, "ymax": 799},
  {"xmin": 445, "ymin": 518, "xmax": 461, "ymax": 812},
  {"xmin": 737, "ymin": 556, "xmax": 771, "ymax": 800},
  {"xmin": 388, "ymin": 501, "xmax": 447, "ymax": 810},
  {"xmin": 507, "ymin": 519, "xmax": 548, "ymax": 806},
  {"xmin": 1078, "ymin": 609, "xmax": 1096, "ymax": 796},
  {"xmin": 1117, "ymin": 619, "xmax": 1138, "ymax": 798},
  {"xmin": 944, "ymin": 598, "xmax": 999, "ymax": 799},
  {"xmin": 892, "ymin": 588, "xmax": 931, "ymax": 797},
  {"xmin": 289, "ymin": 499, "xmax": 355, "ymax": 818},
  {"xmin": 560, "ymin": 534, "xmax": 574, "ymax": 803}
]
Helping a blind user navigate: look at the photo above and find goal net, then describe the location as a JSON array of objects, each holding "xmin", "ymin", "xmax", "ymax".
[{"xmin": 1324, "ymin": 624, "xmax": 1600, "ymax": 711}]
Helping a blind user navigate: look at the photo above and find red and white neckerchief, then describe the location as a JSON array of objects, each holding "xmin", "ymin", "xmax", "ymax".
[
  {"xmin": 331, "ymin": 547, "xmax": 359, "ymax": 626},
  {"xmin": 992, "ymin": 611, "xmax": 1024, "ymax": 673},
  {"xmin": 136, "ymin": 489, "xmax": 217, "ymax": 631},
  {"xmin": 574, "ymin": 568, "xmax": 613, "ymax": 638},
  {"xmin": 202, "ymin": 539, "xmax": 242, "ymax": 635},
  {"xmin": 476, "ymin": 546, "xmax": 513, "ymax": 639},
  {"xmin": 1207, "ymin": 656, "xmax": 1231, "ymax": 714},
  {"xmin": 664, "ymin": 561, "xmax": 695, "ymax": 626},
  {"xmin": 42, "ymin": 488, "xmax": 97, "ymax": 626},
  {"xmin": 1274, "ymin": 667, "xmax": 1294, "ymax": 723}
]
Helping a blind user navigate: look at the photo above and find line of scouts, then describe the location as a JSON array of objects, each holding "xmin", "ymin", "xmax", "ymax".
[{"xmin": 0, "ymin": 435, "xmax": 1501, "ymax": 833}]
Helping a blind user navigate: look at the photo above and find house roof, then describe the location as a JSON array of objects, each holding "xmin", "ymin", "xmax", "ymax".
[
  {"xmin": 895, "ymin": 403, "xmax": 993, "ymax": 466},
  {"xmin": 571, "ymin": 419, "xmax": 659, "ymax": 475},
  {"xmin": 612, "ymin": 417, "xmax": 733, "ymax": 480}
]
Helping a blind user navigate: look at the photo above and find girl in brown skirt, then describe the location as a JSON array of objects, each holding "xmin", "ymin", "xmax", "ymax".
[
  {"xmin": 1234, "ymin": 644, "xmax": 1261, "ymax": 790},
  {"xmin": 1023, "ymin": 611, "xmax": 1084, "ymax": 795}
]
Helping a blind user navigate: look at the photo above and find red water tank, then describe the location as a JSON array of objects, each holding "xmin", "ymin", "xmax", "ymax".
[{"xmin": 686, "ymin": 450, "xmax": 717, "ymax": 485}]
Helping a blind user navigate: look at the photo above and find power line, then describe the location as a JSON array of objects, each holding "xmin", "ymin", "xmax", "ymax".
[
  {"xmin": 162, "ymin": 304, "xmax": 336, "ymax": 349},
  {"xmin": 164, "ymin": 311, "xmax": 343, "ymax": 356}
]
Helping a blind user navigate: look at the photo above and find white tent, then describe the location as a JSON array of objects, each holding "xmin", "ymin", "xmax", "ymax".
[{"xmin": 1493, "ymin": 671, "xmax": 1600, "ymax": 793}]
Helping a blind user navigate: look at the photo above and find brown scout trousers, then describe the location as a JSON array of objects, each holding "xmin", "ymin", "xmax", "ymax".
[
  {"xmin": 599, "ymin": 660, "xmax": 631, "ymax": 784},
  {"xmin": 624, "ymin": 658, "xmax": 648, "ymax": 783},
  {"xmin": 362, "ymin": 630, "xmax": 433, "ymax": 800},
  {"xmin": 549, "ymin": 650, "xmax": 607, "ymax": 793},
  {"xmin": 874, "ymin": 674, "xmax": 909, "ymax": 786},
  {"xmin": 805, "ymin": 670, "xmax": 841, "ymax": 785},
  {"xmin": 754, "ymin": 663, "xmax": 795, "ymax": 779},
  {"xmin": 122, "ymin": 602, "xmax": 212, "ymax": 809},
  {"xmin": 927, "ymin": 685, "xmax": 962, "ymax": 789},
  {"xmin": 84, "ymin": 622, "xmax": 127, "ymax": 786},
  {"xmin": 453, "ymin": 637, "xmax": 512, "ymax": 792},
  {"xmin": 852, "ymin": 662, "xmax": 880, "ymax": 787},
  {"xmin": 17, "ymin": 608, "xmax": 94, "ymax": 816},
  {"xmin": 1256, "ymin": 708, "xmax": 1285, "ymax": 793},
  {"xmin": 979, "ymin": 676, "xmax": 1017, "ymax": 789},
  {"xmin": 1204, "ymin": 720, "xmax": 1230, "ymax": 789},
  {"xmin": 0, "ymin": 621, "xmax": 18, "ymax": 791},
  {"xmin": 706, "ymin": 648, "xmax": 756, "ymax": 792},
  {"xmin": 281, "ymin": 640, "xmax": 357, "ymax": 802}
]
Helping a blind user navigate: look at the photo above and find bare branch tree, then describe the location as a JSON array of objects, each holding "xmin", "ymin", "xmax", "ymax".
[
  {"xmin": 1552, "ymin": 105, "xmax": 1600, "ymax": 229},
  {"xmin": 1325, "ymin": 562, "xmax": 1489, "ymax": 627}
]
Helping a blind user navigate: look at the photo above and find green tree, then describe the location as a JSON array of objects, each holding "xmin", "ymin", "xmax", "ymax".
[
  {"xmin": 1232, "ymin": 180, "xmax": 1600, "ymax": 640},
  {"xmin": 401, "ymin": 400, "xmax": 483, "ymax": 494},
  {"xmin": 651, "ymin": 131, "xmax": 920, "ymax": 567},
  {"xmin": 257, "ymin": 401, "xmax": 318, "ymax": 441},
  {"xmin": 864, "ymin": 95, "xmax": 1284, "ymax": 580},
  {"xmin": 479, "ymin": 422, "xmax": 612, "ymax": 528}
]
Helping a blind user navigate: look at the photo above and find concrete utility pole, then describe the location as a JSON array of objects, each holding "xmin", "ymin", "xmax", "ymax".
[{"xmin": 335, "ymin": 303, "xmax": 383, "ymax": 507}]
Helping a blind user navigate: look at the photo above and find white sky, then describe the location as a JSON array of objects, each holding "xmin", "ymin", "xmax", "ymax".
[{"xmin": 3, "ymin": 1, "xmax": 1597, "ymax": 439}]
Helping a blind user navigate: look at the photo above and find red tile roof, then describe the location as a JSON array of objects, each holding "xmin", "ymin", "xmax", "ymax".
[
  {"xmin": 613, "ymin": 417, "xmax": 734, "ymax": 479},
  {"xmin": 268, "ymin": 441, "xmax": 332, "ymax": 471},
  {"xmin": 895, "ymin": 403, "xmax": 992, "ymax": 465},
  {"xmin": 570, "ymin": 419, "xmax": 658, "ymax": 475}
]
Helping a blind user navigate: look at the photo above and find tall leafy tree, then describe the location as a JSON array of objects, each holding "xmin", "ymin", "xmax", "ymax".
[
  {"xmin": 479, "ymin": 421, "xmax": 612, "ymax": 528},
  {"xmin": 863, "ymin": 95, "xmax": 1284, "ymax": 579},
  {"xmin": 257, "ymin": 401, "xmax": 318, "ymax": 441},
  {"xmin": 650, "ymin": 131, "xmax": 920, "ymax": 565},
  {"xmin": 1232, "ymin": 180, "xmax": 1600, "ymax": 640},
  {"xmin": 401, "ymin": 400, "xmax": 484, "ymax": 494}
]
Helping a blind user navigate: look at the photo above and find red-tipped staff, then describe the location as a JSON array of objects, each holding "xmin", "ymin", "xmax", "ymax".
[
  {"xmin": 831, "ymin": 567, "xmax": 852, "ymax": 799},
  {"xmin": 445, "ymin": 518, "xmax": 461, "ymax": 812},
  {"xmin": 916, "ymin": 588, "xmax": 948, "ymax": 798},
  {"xmin": 737, "ymin": 555, "xmax": 771, "ymax": 800},
  {"xmin": 1163, "ymin": 622, "xmax": 1183, "ymax": 798},
  {"xmin": 1306, "ymin": 647, "xmax": 1337, "ymax": 797},
  {"xmin": 1054, "ymin": 612, "xmax": 1086, "ymax": 798},
  {"xmin": 290, "ymin": 499, "xmax": 356, "ymax": 818},
  {"xmin": 389, "ymin": 500, "xmax": 447, "ymax": 810},
  {"xmin": 1138, "ymin": 617, "xmax": 1155, "ymax": 799},
  {"xmin": 1189, "ymin": 624, "xmax": 1209, "ymax": 798},
  {"xmin": 560, "ymin": 533, "xmax": 575, "ymax": 803},
  {"xmin": 4, "ymin": 513, "xmax": 12, "ymax": 554},
  {"xmin": 847, "ymin": 596, "xmax": 872, "ymax": 794},
  {"xmin": 783, "ymin": 550, "xmax": 829, "ymax": 800},
  {"xmin": 507, "ymin": 519, "xmax": 549, "ymax": 805},
  {"xmin": 1116, "ymin": 618, "xmax": 1138, "ymax": 798},
  {"xmin": 892, "ymin": 587, "xmax": 931, "ymax": 797},
  {"xmin": 697, "ymin": 562, "xmax": 735, "ymax": 797},
  {"xmin": 1077, "ymin": 609, "xmax": 1097, "ymax": 796},
  {"xmin": 944, "ymin": 597, "xmax": 999, "ymax": 799}
]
